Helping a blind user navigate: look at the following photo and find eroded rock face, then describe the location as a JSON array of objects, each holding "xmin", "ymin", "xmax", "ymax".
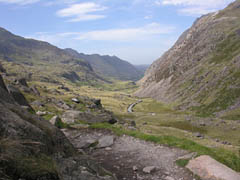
[{"xmin": 186, "ymin": 155, "xmax": 240, "ymax": 180}]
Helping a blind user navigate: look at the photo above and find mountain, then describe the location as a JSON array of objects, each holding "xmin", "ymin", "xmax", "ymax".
[
  {"xmin": 0, "ymin": 27, "xmax": 106, "ymax": 84},
  {"xmin": 65, "ymin": 48, "xmax": 143, "ymax": 81},
  {"xmin": 136, "ymin": 0, "xmax": 240, "ymax": 118},
  {"xmin": 134, "ymin": 64, "xmax": 150, "ymax": 75}
]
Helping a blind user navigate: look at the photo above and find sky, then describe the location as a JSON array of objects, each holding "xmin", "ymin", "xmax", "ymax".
[{"xmin": 0, "ymin": 0, "xmax": 235, "ymax": 65}]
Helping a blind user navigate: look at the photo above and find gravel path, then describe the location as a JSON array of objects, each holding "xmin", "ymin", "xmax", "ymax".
[{"xmin": 63, "ymin": 129, "xmax": 195, "ymax": 180}]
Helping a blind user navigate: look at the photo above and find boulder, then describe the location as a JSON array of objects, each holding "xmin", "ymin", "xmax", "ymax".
[
  {"xmin": 72, "ymin": 98, "xmax": 80, "ymax": 103},
  {"xmin": 7, "ymin": 85, "xmax": 33, "ymax": 110},
  {"xmin": 97, "ymin": 136, "xmax": 114, "ymax": 148},
  {"xmin": 61, "ymin": 110, "xmax": 81, "ymax": 124},
  {"xmin": 61, "ymin": 110, "xmax": 117, "ymax": 124},
  {"xmin": 16, "ymin": 78, "xmax": 29, "ymax": 87},
  {"xmin": 186, "ymin": 155, "xmax": 240, "ymax": 180},
  {"xmin": 36, "ymin": 111, "xmax": 47, "ymax": 116},
  {"xmin": 75, "ymin": 139, "xmax": 98, "ymax": 149},
  {"xmin": 93, "ymin": 99, "xmax": 102, "ymax": 107}
]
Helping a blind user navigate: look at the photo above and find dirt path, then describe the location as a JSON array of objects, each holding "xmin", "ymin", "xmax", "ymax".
[{"xmin": 63, "ymin": 129, "xmax": 195, "ymax": 180}]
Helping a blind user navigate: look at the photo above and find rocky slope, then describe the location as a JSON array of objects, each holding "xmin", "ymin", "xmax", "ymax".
[
  {"xmin": 136, "ymin": 0, "xmax": 240, "ymax": 118},
  {"xmin": 0, "ymin": 73, "xmax": 117, "ymax": 179},
  {"xmin": 65, "ymin": 48, "xmax": 143, "ymax": 81}
]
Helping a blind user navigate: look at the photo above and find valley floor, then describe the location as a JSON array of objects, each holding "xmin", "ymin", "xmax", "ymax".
[{"xmin": 22, "ymin": 79, "xmax": 240, "ymax": 173}]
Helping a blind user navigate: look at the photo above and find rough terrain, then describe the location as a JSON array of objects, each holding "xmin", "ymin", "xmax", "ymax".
[{"xmin": 64, "ymin": 129, "xmax": 196, "ymax": 180}]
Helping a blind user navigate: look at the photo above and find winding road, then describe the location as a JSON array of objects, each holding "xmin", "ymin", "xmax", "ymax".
[{"xmin": 127, "ymin": 100, "xmax": 142, "ymax": 113}]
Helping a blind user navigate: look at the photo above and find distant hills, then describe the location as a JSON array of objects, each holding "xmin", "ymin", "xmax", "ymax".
[
  {"xmin": 136, "ymin": 0, "xmax": 240, "ymax": 118},
  {"xmin": 64, "ymin": 48, "xmax": 143, "ymax": 81},
  {"xmin": 134, "ymin": 64, "xmax": 149, "ymax": 75},
  {"xmin": 0, "ymin": 27, "xmax": 143, "ymax": 85}
]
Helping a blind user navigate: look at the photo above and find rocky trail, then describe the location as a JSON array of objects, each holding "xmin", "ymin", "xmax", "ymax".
[{"xmin": 63, "ymin": 129, "xmax": 196, "ymax": 180}]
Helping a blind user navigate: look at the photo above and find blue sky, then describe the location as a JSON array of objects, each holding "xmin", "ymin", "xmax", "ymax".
[{"xmin": 0, "ymin": 0, "xmax": 235, "ymax": 64}]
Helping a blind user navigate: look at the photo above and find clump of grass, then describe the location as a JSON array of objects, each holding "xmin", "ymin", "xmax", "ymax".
[
  {"xmin": 90, "ymin": 123, "xmax": 240, "ymax": 172},
  {"xmin": 176, "ymin": 159, "xmax": 189, "ymax": 167}
]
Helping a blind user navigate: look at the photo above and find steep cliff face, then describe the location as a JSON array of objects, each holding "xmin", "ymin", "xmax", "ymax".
[{"xmin": 136, "ymin": 0, "xmax": 240, "ymax": 117}]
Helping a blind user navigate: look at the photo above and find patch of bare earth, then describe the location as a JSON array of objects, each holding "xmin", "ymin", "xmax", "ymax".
[{"xmin": 63, "ymin": 129, "xmax": 195, "ymax": 180}]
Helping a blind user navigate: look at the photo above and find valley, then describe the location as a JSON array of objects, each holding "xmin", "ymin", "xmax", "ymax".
[{"xmin": 1, "ymin": 1, "xmax": 240, "ymax": 179}]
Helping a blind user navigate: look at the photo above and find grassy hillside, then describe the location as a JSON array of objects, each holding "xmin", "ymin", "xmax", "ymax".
[{"xmin": 0, "ymin": 27, "xmax": 106, "ymax": 85}]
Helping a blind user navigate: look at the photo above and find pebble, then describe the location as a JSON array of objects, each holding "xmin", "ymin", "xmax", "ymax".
[
  {"xmin": 143, "ymin": 166, "xmax": 156, "ymax": 174},
  {"xmin": 133, "ymin": 166, "xmax": 138, "ymax": 171},
  {"xmin": 105, "ymin": 147, "xmax": 112, "ymax": 151},
  {"xmin": 165, "ymin": 176, "xmax": 175, "ymax": 180}
]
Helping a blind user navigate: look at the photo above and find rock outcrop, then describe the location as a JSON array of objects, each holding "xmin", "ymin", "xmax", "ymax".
[
  {"xmin": 136, "ymin": 0, "xmax": 240, "ymax": 116},
  {"xmin": 7, "ymin": 85, "xmax": 33, "ymax": 110},
  {"xmin": 62, "ymin": 110, "xmax": 117, "ymax": 124},
  {"xmin": 0, "ymin": 74, "xmax": 116, "ymax": 180}
]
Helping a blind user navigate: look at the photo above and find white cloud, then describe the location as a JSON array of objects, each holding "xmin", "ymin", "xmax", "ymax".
[
  {"xmin": 75, "ymin": 23, "xmax": 175, "ymax": 41},
  {"xmin": 158, "ymin": 0, "xmax": 235, "ymax": 16},
  {"xmin": 56, "ymin": 2, "xmax": 107, "ymax": 22},
  {"xmin": 178, "ymin": 7, "xmax": 216, "ymax": 16},
  {"xmin": 29, "ymin": 23, "xmax": 175, "ymax": 42},
  {"xmin": 0, "ymin": 0, "xmax": 40, "ymax": 5}
]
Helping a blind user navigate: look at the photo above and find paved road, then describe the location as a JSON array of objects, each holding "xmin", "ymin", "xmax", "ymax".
[{"xmin": 127, "ymin": 100, "xmax": 142, "ymax": 113}]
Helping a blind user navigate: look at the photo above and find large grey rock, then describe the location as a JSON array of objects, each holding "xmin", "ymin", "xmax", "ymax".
[
  {"xmin": 61, "ymin": 110, "xmax": 117, "ymax": 124},
  {"xmin": 62, "ymin": 110, "xmax": 81, "ymax": 124},
  {"xmin": 7, "ymin": 85, "xmax": 33, "ymax": 110},
  {"xmin": 186, "ymin": 155, "xmax": 240, "ymax": 180},
  {"xmin": 97, "ymin": 136, "xmax": 114, "ymax": 148}
]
